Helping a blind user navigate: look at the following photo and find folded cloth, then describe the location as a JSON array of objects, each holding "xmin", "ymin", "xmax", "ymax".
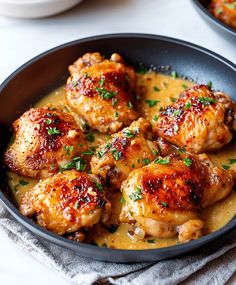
[{"xmin": 0, "ymin": 204, "xmax": 236, "ymax": 285}]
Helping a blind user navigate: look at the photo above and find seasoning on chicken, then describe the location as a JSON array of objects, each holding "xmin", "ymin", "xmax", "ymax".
[
  {"xmin": 153, "ymin": 85, "xmax": 236, "ymax": 153},
  {"xmin": 66, "ymin": 52, "xmax": 138, "ymax": 133},
  {"xmin": 4, "ymin": 106, "xmax": 86, "ymax": 178},
  {"xmin": 91, "ymin": 118, "xmax": 160, "ymax": 190},
  {"xmin": 120, "ymin": 152, "xmax": 235, "ymax": 243},
  {"xmin": 20, "ymin": 170, "xmax": 111, "ymax": 236}
]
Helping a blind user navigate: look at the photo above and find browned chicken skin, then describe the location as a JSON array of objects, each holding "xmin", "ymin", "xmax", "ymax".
[
  {"xmin": 153, "ymin": 85, "xmax": 236, "ymax": 154},
  {"xmin": 66, "ymin": 52, "xmax": 138, "ymax": 134},
  {"xmin": 209, "ymin": 0, "xmax": 236, "ymax": 29},
  {"xmin": 120, "ymin": 153, "xmax": 235, "ymax": 242},
  {"xmin": 4, "ymin": 106, "xmax": 86, "ymax": 178},
  {"xmin": 90, "ymin": 118, "xmax": 160, "ymax": 190},
  {"xmin": 20, "ymin": 170, "xmax": 111, "ymax": 235}
]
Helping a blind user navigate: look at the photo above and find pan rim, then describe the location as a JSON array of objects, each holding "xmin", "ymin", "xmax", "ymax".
[{"xmin": 0, "ymin": 33, "xmax": 236, "ymax": 260}]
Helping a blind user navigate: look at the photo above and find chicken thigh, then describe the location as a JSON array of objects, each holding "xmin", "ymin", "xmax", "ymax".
[
  {"xmin": 4, "ymin": 106, "xmax": 86, "ymax": 178},
  {"xmin": 153, "ymin": 85, "xmax": 236, "ymax": 153},
  {"xmin": 90, "ymin": 118, "xmax": 160, "ymax": 190},
  {"xmin": 120, "ymin": 153, "xmax": 235, "ymax": 242},
  {"xmin": 66, "ymin": 52, "xmax": 138, "ymax": 133},
  {"xmin": 20, "ymin": 170, "xmax": 111, "ymax": 235},
  {"xmin": 210, "ymin": 0, "xmax": 236, "ymax": 29}
]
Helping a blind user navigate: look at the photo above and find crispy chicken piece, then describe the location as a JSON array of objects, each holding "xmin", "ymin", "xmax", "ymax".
[
  {"xmin": 4, "ymin": 106, "xmax": 86, "ymax": 178},
  {"xmin": 120, "ymin": 153, "xmax": 235, "ymax": 243},
  {"xmin": 66, "ymin": 52, "xmax": 138, "ymax": 134},
  {"xmin": 20, "ymin": 170, "xmax": 111, "ymax": 235},
  {"xmin": 209, "ymin": 0, "xmax": 236, "ymax": 29},
  {"xmin": 90, "ymin": 118, "xmax": 160, "ymax": 190},
  {"xmin": 153, "ymin": 85, "xmax": 236, "ymax": 153}
]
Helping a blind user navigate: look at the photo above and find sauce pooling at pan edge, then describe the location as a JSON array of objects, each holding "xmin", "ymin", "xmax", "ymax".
[{"xmin": 7, "ymin": 71, "xmax": 236, "ymax": 250}]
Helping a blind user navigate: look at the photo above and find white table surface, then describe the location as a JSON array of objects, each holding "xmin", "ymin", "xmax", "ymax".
[{"xmin": 0, "ymin": 0, "xmax": 235, "ymax": 284}]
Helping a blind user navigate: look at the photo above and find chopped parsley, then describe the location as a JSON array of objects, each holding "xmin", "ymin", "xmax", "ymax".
[
  {"xmin": 63, "ymin": 145, "xmax": 74, "ymax": 157},
  {"xmin": 83, "ymin": 148, "xmax": 95, "ymax": 156},
  {"xmin": 74, "ymin": 201, "xmax": 81, "ymax": 209},
  {"xmin": 161, "ymin": 201, "xmax": 168, "ymax": 207},
  {"xmin": 147, "ymin": 239, "xmax": 156, "ymax": 243},
  {"xmin": 48, "ymin": 127, "xmax": 60, "ymax": 135},
  {"xmin": 154, "ymin": 157, "xmax": 170, "ymax": 165},
  {"xmin": 72, "ymin": 80, "xmax": 78, "ymax": 87},
  {"xmin": 85, "ymin": 132, "xmax": 95, "ymax": 142},
  {"xmin": 198, "ymin": 97, "xmax": 216, "ymax": 105},
  {"xmin": 173, "ymin": 109, "xmax": 180, "ymax": 116},
  {"xmin": 60, "ymin": 156, "xmax": 86, "ymax": 172},
  {"xmin": 99, "ymin": 76, "xmax": 105, "ymax": 86},
  {"xmin": 120, "ymin": 196, "xmax": 126, "ymax": 205},
  {"xmin": 182, "ymin": 84, "xmax": 188, "ymax": 89},
  {"xmin": 153, "ymin": 86, "xmax": 160, "ymax": 92},
  {"xmin": 114, "ymin": 111, "xmax": 119, "ymax": 118},
  {"xmin": 94, "ymin": 181, "xmax": 104, "ymax": 192},
  {"xmin": 84, "ymin": 72, "xmax": 90, "ymax": 78},
  {"xmin": 19, "ymin": 179, "xmax": 29, "ymax": 186},
  {"xmin": 142, "ymin": 158, "xmax": 150, "ymax": 165},
  {"xmin": 96, "ymin": 87, "xmax": 117, "ymax": 99},
  {"xmin": 171, "ymin": 71, "xmax": 178, "ymax": 79},
  {"xmin": 145, "ymin": 99, "xmax": 160, "ymax": 107},
  {"xmin": 153, "ymin": 115, "xmax": 159, "ymax": 122},
  {"xmin": 169, "ymin": 97, "xmax": 176, "ymax": 103},
  {"xmin": 229, "ymin": 159, "xmax": 236, "ymax": 164},
  {"xmin": 207, "ymin": 81, "xmax": 213, "ymax": 89},
  {"xmin": 216, "ymin": 7, "xmax": 223, "ymax": 14},
  {"xmin": 129, "ymin": 186, "xmax": 143, "ymax": 201},
  {"xmin": 225, "ymin": 3, "xmax": 236, "ymax": 9},
  {"xmin": 185, "ymin": 102, "xmax": 192, "ymax": 109},
  {"xmin": 137, "ymin": 64, "xmax": 148, "ymax": 74},
  {"xmin": 222, "ymin": 165, "xmax": 230, "ymax": 170},
  {"xmin": 97, "ymin": 149, "xmax": 107, "ymax": 158},
  {"xmin": 183, "ymin": 157, "xmax": 192, "ymax": 167},
  {"xmin": 45, "ymin": 119, "xmax": 52, "ymax": 124},
  {"xmin": 127, "ymin": 101, "xmax": 133, "ymax": 109},
  {"xmin": 123, "ymin": 129, "xmax": 136, "ymax": 139},
  {"xmin": 110, "ymin": 147, "xmax": 122, "ymax": 161},
  {"xmin": 152, "ymin": 148, "xmax": 159, "ymax": 156}
]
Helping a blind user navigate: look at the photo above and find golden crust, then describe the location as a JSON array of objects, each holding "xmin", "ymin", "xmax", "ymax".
[
  {"xmin": 4, "ymin": 106, "xmax": 86, "ymax": 178},
  {"xmin": 66, "ymin": 52, "xmax": 138, "ymax": 134}
]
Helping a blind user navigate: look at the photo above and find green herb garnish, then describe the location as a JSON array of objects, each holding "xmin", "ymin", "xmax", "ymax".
[
  {"xmin": 229, "ymin": 159, "xmax": 236, "ymax": 165},
  {"xmin": 127, "ymin": 101, "xmax": 133, "ymax": 109},
  {"xmin": 142, "ymin": 158, "xmax": 150, "ymax": 165},
  {"xmin": 110, "ymin": 147, "xmax": 122, "ymax": 161},
  {"xmin": 123, "ymin": 129, "xmax": 136, "ymax": 139},
  {"xmin": 120, "ymin": 196, "xmax": 126, "ymax": 205},
  {"xmin": 183, "ymin": 157, "xmax": 192, "ymax": 167},
  {"xmin": 96, "ymin": 87, "xmax": 117, "ymax": 99},
  {"xmin": 185, "ymin": 102, "xmax": 192, "ymax": 109},
  {"xmin": 99, "ymin": 76, "xmax": 105, "ymax": 86},
  {"xmin": 85, "ymin": 132, "xmax": 95, "ymax": 142},
  {"xmin": 222, "ymin": 165, "xmax": 230, "ymax": 170},
  {"xmin": 171, "ymin": 71, "xmax": 178, "ymax": 79},
  {"xmin": 48, "ymin": 127, "xmax": 60, "ymax": 135},
  {"xmin": 129, "ymin": 186, "xmax": 143, "ymax": 201},
  {"xmin": 198, "ymin": 97, "xmax": 216, "ymax": 105},
  {"xmin": 153, "ymin": 115, "xmax": 159, "ymax": 122},
  {"xmin": 161, "ymin": 201, "xmax": 168, "ymax": 207},
  {"xmin": 154, "ymin": 157, "xmax": 170, "ymax": 165},
  {"xmin": 145, "ymin": 99, "xmax": 160, "ymax": 107},
  {"xmin": 63, "ymin": 145, "xmax": 74, "ymax": 157},
  {"xmin": 153, "ymin": 86, "xmax": 160, "ymax": 92}
]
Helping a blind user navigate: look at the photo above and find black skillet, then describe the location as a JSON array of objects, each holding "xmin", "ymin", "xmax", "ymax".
[
  {"xmin": 0, "ymin": 34, "xmax": 236, "ymax": 263},
  {"xmin": 191, "ymin": 0, "xmax": 236, "ymax": 40}
]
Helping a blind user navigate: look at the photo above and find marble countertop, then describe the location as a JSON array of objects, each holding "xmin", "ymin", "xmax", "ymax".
[{"xmin": 0, "ymin": 0, "xmax": 235, "ymax": 284}]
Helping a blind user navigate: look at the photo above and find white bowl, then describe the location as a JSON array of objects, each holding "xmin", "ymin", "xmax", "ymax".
[{"xmin": 0, "ymin": 0, "xmax": 83, "ymax": 18}]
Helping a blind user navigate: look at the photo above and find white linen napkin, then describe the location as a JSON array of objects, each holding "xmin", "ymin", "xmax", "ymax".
[{"xmin": 0, "ymin": 204, "xmax": 236, "ymax": 285}]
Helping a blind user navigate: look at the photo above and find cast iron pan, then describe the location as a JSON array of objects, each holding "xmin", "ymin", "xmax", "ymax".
[
  {"xmin": 192, "ymin": 0, "xmax": 236, "ymax": 40},
  {"xmin": 0, "ymin": 34, "xmax": 236, "ymax": 263}
]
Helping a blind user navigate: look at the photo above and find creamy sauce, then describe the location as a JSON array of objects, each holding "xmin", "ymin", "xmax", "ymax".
[{"xmin": 7, "ymin": 72, "xmax": 236, "ymax": 250}]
